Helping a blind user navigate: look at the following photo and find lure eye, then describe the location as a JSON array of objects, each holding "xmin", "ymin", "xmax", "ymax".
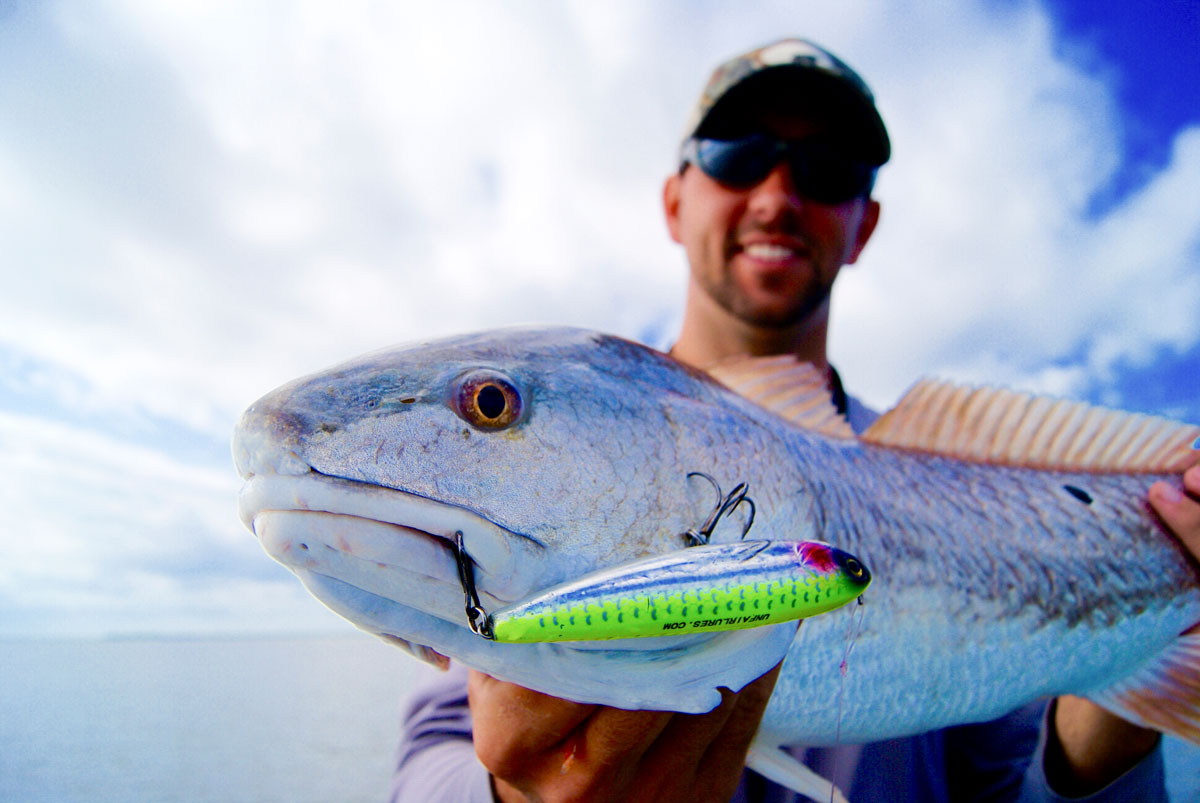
[
  {"xmin": 832, "ymin": 548, "xmax": 871, "ymax": 587},
  {"xmin": 453, "ymin": 371, "xmax": 524, "ymax": 430}
]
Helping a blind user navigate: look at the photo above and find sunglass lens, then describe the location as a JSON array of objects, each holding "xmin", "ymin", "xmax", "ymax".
[
  {"xmin": 690, "ymin": 137, "xmax": 874, "ymax": 202},
  {"xmin": 695, "ymin": 136, "xmax": 776, "ymax": 188},
  {"xmin": 795, "ymin": 156, "xmax": 872, "ymax": 204}
]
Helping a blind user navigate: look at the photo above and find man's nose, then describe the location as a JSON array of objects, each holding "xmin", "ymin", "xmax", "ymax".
[{"xmin": 746, "ymin": 162, "xmax": 803, "ymax": 220}]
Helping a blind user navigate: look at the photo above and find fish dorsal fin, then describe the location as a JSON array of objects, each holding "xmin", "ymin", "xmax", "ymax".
[
  {"xmin": 706, "ymin": 356, "xmax": 855, "ymax": 440},
  {"xmin": 862, "ymin": 378, "xmax": 1200, "ymax": 473}
]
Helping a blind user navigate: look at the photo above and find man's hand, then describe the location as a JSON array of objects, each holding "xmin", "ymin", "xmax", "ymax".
[
  {"xmin": 1047, "ymin": 463, "xmax": 1200, "ymax": 795},
  {"xmin": 1151, "ymin": 463, "xmax": 1200, "ymax": 555},
  {"xmin": 468, "ymin": 663, "xmax": 781, "ymax": 803}
]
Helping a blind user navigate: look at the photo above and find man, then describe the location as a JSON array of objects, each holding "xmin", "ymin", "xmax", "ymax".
[{"xmin": 391, "ymin": 38, "xmax": 1200, "ymax": 802}]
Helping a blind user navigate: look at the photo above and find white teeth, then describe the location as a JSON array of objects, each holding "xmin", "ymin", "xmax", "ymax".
[{"xmin": 744, "ymin": 243, "xmax": 795, "ymax": 260}]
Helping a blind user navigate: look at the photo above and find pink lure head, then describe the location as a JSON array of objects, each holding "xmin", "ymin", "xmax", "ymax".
[
  {"xmin": 796, "ymin": 541, "xmax": 871, "ymax": 588},
  {"xmin": 796, "ymin": 541, "xmax": 837, "ymax": 572}
]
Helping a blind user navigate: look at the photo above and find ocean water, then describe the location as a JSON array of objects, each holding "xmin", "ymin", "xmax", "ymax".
[
  {"xmin": 2, "ymin": 635, "xmax": 1198, "ymax": 802},
  {"xmin": 0, "ymin": 635, "xmax": 442, "ymax": 803}
]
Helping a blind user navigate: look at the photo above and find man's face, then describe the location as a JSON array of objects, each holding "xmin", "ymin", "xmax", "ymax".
[{"xmin": 663, "ymin": 115, "xmax": 880, "ymax": 330}]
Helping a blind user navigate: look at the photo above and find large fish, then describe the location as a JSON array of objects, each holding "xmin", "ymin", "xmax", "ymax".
[{"xmin": 233, "ymin": 326, "xmax": 1200, "ymax": 800}]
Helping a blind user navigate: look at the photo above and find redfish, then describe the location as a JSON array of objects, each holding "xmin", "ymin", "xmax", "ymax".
[{"xmin": 233, "ymin": 327, "xmax": 1200, "ymax": 801}]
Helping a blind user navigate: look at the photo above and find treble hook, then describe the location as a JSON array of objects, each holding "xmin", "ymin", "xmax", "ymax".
[
  {"xmin": 454, "ymin": 531, "xmax": 495, "ymax": 640},
  {"xmin": 681, "ymin": 472, "xmax": 757, "ymax": 546}
]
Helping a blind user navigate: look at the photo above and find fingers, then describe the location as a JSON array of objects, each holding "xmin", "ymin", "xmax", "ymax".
[
  {"xmin": 469, "ymin": 664, "xmax": 782, "ymax": 803},
  {"xmin": 468, "ymin": 670, "xmax": 595, "ymax": 774},
  {"xmin": 1149, "ymin": 464, "xmax": 1200, "ymax": 556},
  {"xmin": 1049, "ymin": 694, "xmax": 1160, "ymax": 796},
  {"xmin": 633, "ymin": 690, "xmax": 741, "ymax": 803},
  {"xmin": 691, "ymin": 662, "xmax": 783, "ymax": 802},
  {"xmin": 624, "ymin": 663, "xmax": 781, "ymax": 803},
  {"xmin": 469, "ymin": 670, "xmax": 673, "ymax": 802},
  {"xmin": 581, "ymin": 705, "xmax": 675, "ymax": 768}
]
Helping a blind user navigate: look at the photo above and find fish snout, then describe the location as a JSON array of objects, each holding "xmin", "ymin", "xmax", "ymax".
[{"xmin": 232, "ymin": 407, "xmax": 314, "ymax": 479}]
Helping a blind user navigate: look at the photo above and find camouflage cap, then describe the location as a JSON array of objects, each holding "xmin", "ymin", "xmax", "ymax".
[{"xmin": 681, "ymin": 38, "xmax": 890, "ymax": 166}]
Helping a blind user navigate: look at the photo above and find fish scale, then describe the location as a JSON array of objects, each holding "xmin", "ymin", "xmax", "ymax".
[
  {"xmin": 234, "ymin": 325, "xmax": 1200, "ymax": 802},
  {"xmin": 756, "ymin": 441, "xmax": 1198, "ymax": 746}
]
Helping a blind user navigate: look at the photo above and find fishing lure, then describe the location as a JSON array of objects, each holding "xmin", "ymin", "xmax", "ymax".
[{"xmin": 483, "ymin": 539, "xmax": 871, "ymax": 643}]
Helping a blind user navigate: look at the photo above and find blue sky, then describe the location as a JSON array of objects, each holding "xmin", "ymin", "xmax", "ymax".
[
  {"xmin": 1037, "ymin": 0, "xmax": 1199, "ymax": 214},
  {"xmin": 0, "ymin": 0, "xmax": 1197, "ymax": 638}
]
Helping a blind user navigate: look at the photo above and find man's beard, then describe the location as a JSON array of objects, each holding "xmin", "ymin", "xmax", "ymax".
[{"xmin": 705, "ymin": 271, "xmax": 834, "ymax": 330}]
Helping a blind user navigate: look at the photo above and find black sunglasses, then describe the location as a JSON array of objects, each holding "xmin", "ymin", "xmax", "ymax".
[{"xmin": 680, "ymin": 135, "xmax": 877, "ymax": 204}]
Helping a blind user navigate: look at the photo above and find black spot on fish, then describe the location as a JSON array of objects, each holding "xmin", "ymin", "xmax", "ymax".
[
  {"xmin": 1063, "ymin": 485, "xmax": 1093, "ymax": 505},
  {"xmin": 320, "ymin": 422, "xmax": 339, "ymax": 433}
]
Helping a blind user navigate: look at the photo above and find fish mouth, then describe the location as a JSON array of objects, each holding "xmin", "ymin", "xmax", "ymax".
[
  {"xmin": 233, "ymin": 462, "xmax": 802, "ymax": 714},
  {"xmin": 237, "ymin": 470, "xmax": 547, "ymax": 662},
  {"xmin": 232, "ymin": 406, "xmax": 543, "ymax": 588}
]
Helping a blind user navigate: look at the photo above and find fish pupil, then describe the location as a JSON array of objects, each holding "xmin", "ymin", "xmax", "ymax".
[{"xmin": 477, "ymin": 385, "xmax": 507, "ymax": 419}]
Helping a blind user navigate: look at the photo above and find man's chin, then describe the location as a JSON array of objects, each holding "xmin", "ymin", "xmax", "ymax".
[{"xmin": 730, "ymin": 294, "xmax": 828, "ymax": 330}]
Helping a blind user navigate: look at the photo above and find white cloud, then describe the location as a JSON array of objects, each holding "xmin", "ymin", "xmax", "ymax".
[
  {"xmin": 0, "ymin": 410, "xmax": 318, "ymax": 636},
  {"xmin": 829, "ymin": 2, "xmax": 1199, "ymax": 408}
]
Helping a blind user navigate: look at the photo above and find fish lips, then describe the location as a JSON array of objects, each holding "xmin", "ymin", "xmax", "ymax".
[{"xmin": 237, "ymin": 471, "xmax": 545, "ymax": 616}]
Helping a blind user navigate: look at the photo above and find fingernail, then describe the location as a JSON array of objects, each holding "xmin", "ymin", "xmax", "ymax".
[{"xmin": 1157, "ymin": 484, "xmax": 1185, "ymax": 505}]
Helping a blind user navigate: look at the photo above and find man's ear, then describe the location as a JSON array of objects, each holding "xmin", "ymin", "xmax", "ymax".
[
  {"xmin": 847, "ymin": 199, "xmax": 880, "ymax": 264},
  {"xmin": 663, "ymin": 173, "xmax": 683, "ymax": 244}
]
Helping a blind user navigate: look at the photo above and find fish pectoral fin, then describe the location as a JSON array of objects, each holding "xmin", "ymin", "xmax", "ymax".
[
  {"xmin": 746, "ymin": 740, "xmax": 850, "ymax": 803},
  {"xmin": 705, "ymin": 355, "xmax": 856, "ymax": 440},
  {"xmin": 1086, "ymin": 625, "xmax": 1200, "ymax": 743}
]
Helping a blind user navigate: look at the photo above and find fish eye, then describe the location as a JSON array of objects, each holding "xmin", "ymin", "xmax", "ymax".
[{"xmin": 453, "ymin": 371, "xmax": 524, "ymax": 430}]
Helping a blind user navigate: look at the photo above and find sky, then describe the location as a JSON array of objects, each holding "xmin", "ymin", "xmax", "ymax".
[{"xmin": 0, "ymin": 0, "xmax": 1197, "ymax": 638}]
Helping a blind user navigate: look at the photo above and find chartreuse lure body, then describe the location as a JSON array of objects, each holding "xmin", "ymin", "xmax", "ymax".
[{"xmin": 489, "ymin": 540, "xmax": 870, "ymax": 643}]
